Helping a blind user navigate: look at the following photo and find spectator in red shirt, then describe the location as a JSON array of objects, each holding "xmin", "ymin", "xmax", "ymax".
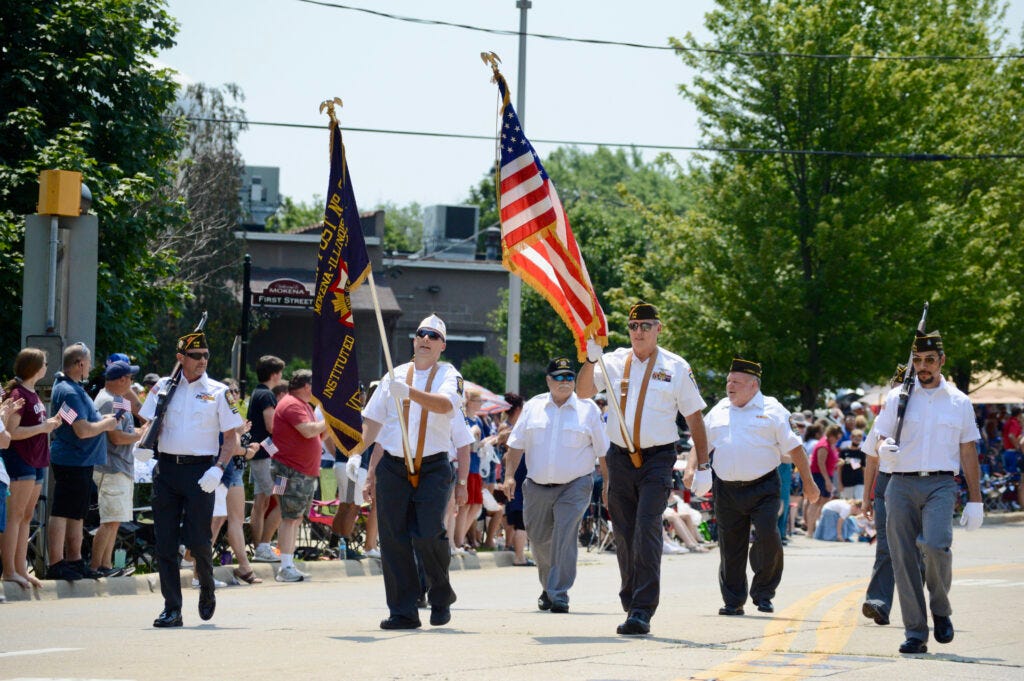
[
  {"xmin": 270, "ymin": 370, "xmax": 327, "ymax": 582},
  {"xmin": 1002, "ymin": 407, "xmax": 1023, "ymax": 509},
  {"xmin": 806, "ymin": 424, "xmax": 842, "ymax": 537}
]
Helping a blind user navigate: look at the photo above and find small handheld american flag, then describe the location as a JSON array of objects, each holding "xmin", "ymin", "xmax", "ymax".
[
  {"xmin": 112, "ymin": 395, "xmax": 131, "ymax": 417},
  {"xmin": 261, "ymin": 437, "xmax": 279, "ymax": 456},
  {"xmin": 57, "ymin": 403, "xmax": 78, "ymax": 425}
]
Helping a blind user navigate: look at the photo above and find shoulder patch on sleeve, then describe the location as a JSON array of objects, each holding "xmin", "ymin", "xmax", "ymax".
[{"xmin": 456, "ymin": 376, "xmax": 464, "ymax": 396}]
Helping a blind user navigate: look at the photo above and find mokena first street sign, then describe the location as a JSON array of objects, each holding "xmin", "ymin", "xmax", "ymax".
[{"xmin": 252, "ymin": 278, "xmax": 314, "ymax": 309}]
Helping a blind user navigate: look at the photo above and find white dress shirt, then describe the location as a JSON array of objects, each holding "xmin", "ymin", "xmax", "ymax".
[
  {"xmin": 448, "ymin": 408, "xmax": 474, "ymax": 461},
  {"xmin": 593, "ymin": 346, "xmax": 706, "ymax": 448},
  {"xmin": 140, "ymin": 374, "xmax": 243, "ymax": 455},
  {"xmin": 507, "ymin": 392, "xmax": 610, "ymax": 485},
  {"xmin": 872, "ymin": 377, "xmax": 979, "ymax": 473},
  {"xmin": 704, "ymin": 392, "xmax": 802, "ymax": 482},
  {"xmin": 363, "ymin": 361, "xmax": 462, "ymax": 459}
]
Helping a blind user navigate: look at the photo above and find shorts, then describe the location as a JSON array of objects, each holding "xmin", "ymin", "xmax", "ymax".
[
  {"xmin": 1003, "ymin": 450, "xmax": 1020, "ymax": 474},
  {"xmin": 271, "ymin": 460, "xmax": 317, "ymax": 520},
  {"xmin": 466, "ymin": 472, "xmax": 483, "ymax": 505},
  {"xmin": 505, "ymin": 508, "xmax": 525, "ymax": 531},
  {"xmin": 213, "ymin": 484, "xmax": 228, "ymax": 517},
  {"xmin": 0, "ymin": 481, "xmax": 7, "ymax": 533},
  {"xmin": 93, "ymin": 471, "xmax": 133, "ymax": 523},
  {"xmin": 333, "ymin": 462, "xmax": 357, "ymax": 504},
  {"xmin": 2, "ymin": 450, "xmax": 44, "ymax": 483},
  {"xmin": 250, "ymin": 457, "xmax": 274, "ymax": 496},
  {"xmin": 840, "ymin": 484, "xmax": 864, "ymax": 500},
  {"xmin": 222, "ymin": 459, "xmax": 244, "ymax": 488},
  {"xmin": 811, "ymin": 472, "xmax": 832, "ymax": 500},
  {"xmin": 51, "ymin": 463, "xmax": 94, "ymax": 520}
]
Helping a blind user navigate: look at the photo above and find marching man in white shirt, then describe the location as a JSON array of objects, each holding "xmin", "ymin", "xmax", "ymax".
[
  {"xmin": 871, "ymin": 330, "xmax": 983, "ymax": 655},
  {"xmin": 504, "ymin": 357, "xmax": 610, "ymax": 614},
  {"xmin": 703, "ymin": 358, "xmax": 818, "ymax": 617}
]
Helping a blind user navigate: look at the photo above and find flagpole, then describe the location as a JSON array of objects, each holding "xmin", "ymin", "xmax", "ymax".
[
  {"xmin": 597, "ymin": 353, "xmax": 635, "ymax": 453},
  {"xmin": 367, "ymin": 269, "xmax": 416, "ymax": 477}
]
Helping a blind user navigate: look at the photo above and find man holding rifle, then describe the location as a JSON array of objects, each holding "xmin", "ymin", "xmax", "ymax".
[
  {"xmin": 140, "ymin": 331, "xmax": 243, "ymax": 628},
  {"xmin": 871, "ymin": 329, "xmax": 983, "ymax": 654}
]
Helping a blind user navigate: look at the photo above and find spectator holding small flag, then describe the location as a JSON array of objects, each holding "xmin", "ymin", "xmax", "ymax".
[{"xmin": 47, "ymin": 343, "xmax": 118, "ymax": 581}]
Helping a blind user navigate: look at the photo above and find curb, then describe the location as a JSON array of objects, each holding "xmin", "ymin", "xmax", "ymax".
[{"xmin": 1, "ymin": 550, "xmax": 519, "ymax": 603}]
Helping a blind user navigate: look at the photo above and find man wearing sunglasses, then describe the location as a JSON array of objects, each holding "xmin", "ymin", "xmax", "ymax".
[
  {"xmin": 870, "ymin": 329, "xmax": 983, "ymax": 654},
  {"xmin": 140, "ymin": 331, "xmax": 244, "ymax": 628},
  {"xmin": 352, "ymin": 314, "xmax": 468, "ymax": 630},
  {"xmin": 503, "ymin": 357, "xmax": 609, "ymax": 614},
  {"xmin": 576, "ymin": 302, "xmax": 710, "ymax": 637}
]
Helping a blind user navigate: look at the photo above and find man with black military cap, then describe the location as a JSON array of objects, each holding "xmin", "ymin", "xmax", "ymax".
[
  {"xmin": 703, "ymin": 358, "xmax": 819, "ymax": 616},
  {"xmin": 578, "ymin": 302, "xmax": 710, "ymax": 636},
  {"xmin": 140, "ymin": 331, "xmax": 243, "ymax": 628},
  {"xmin": 871, "ymin": 329, "xmax": 983, "ymax": 654},
  {"xmin": 504, "ymin": 357, "xmax": 609, "ymax": 614}
]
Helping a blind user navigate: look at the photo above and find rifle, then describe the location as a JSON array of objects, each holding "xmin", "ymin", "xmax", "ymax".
[
  {"xmin": 893, "ymin": 302, "xmax": 929, "ymax": 445},
  {"xmin": 139, "ymin": 311, "xmax": 208, "ymax": 452}
]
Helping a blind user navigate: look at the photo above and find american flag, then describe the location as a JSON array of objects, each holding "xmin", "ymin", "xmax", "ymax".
[
  {"xmin": 492, "ymin": 72, "xmax": 607, "ymax": 361},
  {"xmin": 57, "ymin": 402, "xmax": 78, "ymax": 425},
  {"xmin": 112, "ymin": 395, "xmax": 131, "ymax": 415}
]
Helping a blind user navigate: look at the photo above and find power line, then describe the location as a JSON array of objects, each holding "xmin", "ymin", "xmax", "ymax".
[
  {"xmin": 184, "ymin": 116, "xmax": 1024, "ymax": 161},
  {"xmin": 294, "ymin": 0, "xmax": 1024, "ymax": 62}
]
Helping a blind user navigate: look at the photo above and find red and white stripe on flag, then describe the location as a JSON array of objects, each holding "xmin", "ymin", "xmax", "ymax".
[{"xmin": 57, "ymin": 403, "xmax": 78, "ymax": 425}]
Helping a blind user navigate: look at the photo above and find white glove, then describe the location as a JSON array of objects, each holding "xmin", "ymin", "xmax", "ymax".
[
  {"xmin": 877, "ymin": 437, "xmax": 900, "ymax": 470},
  {"xmin": 586, "ymin": 339, "xmax": 603, "ymax": 364},
  {"xmin": 345, "ymin": 454, "xmax": 362, "ymax": 482},
  {"xmin": 959, "ymin": 501, "xmax": 984, "ymax": 531},
  {"xmin": 692, "ymin": 469, "xmax": 713, "ymax": 497},
  {"xmin": 390, "ymin": 379, "xmax": 409, "ymax": 401},
  {"xmin": 198, "ymin": 466, "xmax": 223, "ymax": 493},
  {"xmin": 353, "ymin": 468, "xmax": 368, "ymax": 505},
  {"xmin": 133, "ymin": 446, "xmax": 154, "ymax": 463}
]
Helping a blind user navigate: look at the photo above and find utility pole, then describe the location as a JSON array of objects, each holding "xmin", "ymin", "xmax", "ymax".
[{"xmin": 505, "ymin": 0, "xmax": 531, "ymax": 394}]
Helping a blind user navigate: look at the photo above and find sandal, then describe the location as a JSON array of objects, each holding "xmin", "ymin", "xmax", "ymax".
[
  {"xmin": 233, "ymin": 567, "xmax": 263, "ymax": 584},
  {"xmin": 4, "ymin": 575, "xmax": 31, "ymax": 590}
]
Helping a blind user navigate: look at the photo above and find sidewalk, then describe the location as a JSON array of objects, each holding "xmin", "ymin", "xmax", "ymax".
[{"xmin": 1, "ymin": 548, "xmax": 529, "ymax": 603}]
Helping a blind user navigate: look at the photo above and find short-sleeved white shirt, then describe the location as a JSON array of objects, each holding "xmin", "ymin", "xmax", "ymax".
[
  {"xmin": 140, "ymin": 374, "xmax": 243, "ymax": 456},
  {"xmin": 593, "ymin": 346, "xmax": 706, "ymax": 448},
  {"xmin": 507, "ymin": 392, "xmax": 610, "ymax": 485},
  {"xmin": 704, "ymin": 392, "xmax": 802, "ymax": 482},
  {"xmin": 871, "ymin": 377, "xmax": 979, "ymax": 474},
  {"xmin": 448, "ymin": 408, "xmax": 474, "ymax": 461},
  {"xmin": 363, "ymin": 361, "xmax": 462, "ymax": 458}
]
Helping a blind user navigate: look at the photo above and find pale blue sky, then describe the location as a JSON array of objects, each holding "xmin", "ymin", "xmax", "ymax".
[{"xmin": 160, "ymin": 0, "xmax": 1024, "ymax": 210}]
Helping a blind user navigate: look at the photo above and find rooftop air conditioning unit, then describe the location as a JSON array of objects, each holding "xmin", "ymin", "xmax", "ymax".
[{"xmin": 422, "ymin": 205, "xmax": 479, "ymax": 260}]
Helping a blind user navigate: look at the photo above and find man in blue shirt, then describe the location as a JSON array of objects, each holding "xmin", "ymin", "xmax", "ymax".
[{"xmin": 47, "ymin": 342, "xmax": 117, "ymax": 581}]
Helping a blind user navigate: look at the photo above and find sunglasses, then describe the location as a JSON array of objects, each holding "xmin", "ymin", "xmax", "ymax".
[
  {"xmin": 415, "ymin": 330, "xmax": 443, "ymax": 341},
  {"xmin": 550, "ymin": 374, "xmax": 575, "ymax": 382},
  {"xmin": 628, "ymin": 321, "xmax": 656, "ymax": 333},
  {"xmin": 184, "ymin": 351, "xmax": 210, "ymax": 361},
  {"xmin": 911, "ymin": 355, "xmax": 940, "ymax": 366}
]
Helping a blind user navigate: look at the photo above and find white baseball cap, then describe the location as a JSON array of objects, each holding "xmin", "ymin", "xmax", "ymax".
[{"xmin": 417, "ymin": 314, "xmax": 446, "ymax": 341}]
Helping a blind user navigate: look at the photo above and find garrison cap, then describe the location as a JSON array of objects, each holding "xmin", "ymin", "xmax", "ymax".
[
  {"xmin": 730, "ymin": 357, "xmax": 762, "ymax": 378},
  {"xmin": 546, "ymin": 357, "xmax": 575, "ymax": 378},
  {"xmin": 628, "ymin": 302, "xmax": 659, "ymax": 321},
  {"xmin": 913, "ymin": 330, "xmax": 943, "ymax": 354},
  {"xmin": 177, "ymin": 332, "xmax": 208, "ymax": 352}
]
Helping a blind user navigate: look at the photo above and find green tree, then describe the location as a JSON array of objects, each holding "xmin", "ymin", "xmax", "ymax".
[
  {"xmin": 265, "ymin": 195, "xmax": 323, "ymax": 233},
  {"xmin": 374, "ymin": 200, "xmax": 423, "ymax": 253},
  {"xmin": 667, "ymin": 0, "xmax": 1018, "ymax": 405},
  {"xmin": 0, "ymin": 0, "xmax": 187, "ymax": 361},
  {"xmin": 459, "ymin": 355, "xmax": 505, "ymax": 394}
]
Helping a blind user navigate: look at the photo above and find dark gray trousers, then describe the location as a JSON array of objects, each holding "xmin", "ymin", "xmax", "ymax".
[
  {"xmin": 376, "ymin": 454, "xmax": 454, "ymax": 621},
  {"xmin": 864, "ymin": 471, "xmax": 896, "ymax": 616},
  {"xmin": 523, "ymin": 473, "xmax": 593, "ymax": 604},
  {"xmin": 152, "ymin": 458, "xmax": 215, "ymax": 612},
  {"xmin": 714, "ymin": 471, "xmax": 783, "ymax": 608},
  {"xmin": 607, "ymin": 445, "xmax": 674, "ymax": 619}
]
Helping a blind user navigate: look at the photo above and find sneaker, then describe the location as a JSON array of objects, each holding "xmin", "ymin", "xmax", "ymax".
[
  {"xmin": 275, "ymin": 565, "xmax": 305, "ymax": 582},
  {"xmin": 365, "ymin": 547, "xmax": 382, "ymax": 559},
  {"xmin": 344, "ymin": 547, "xmax": 365, "ymax": 561},
  {"xmin": 191, "ymin": 578, "xmax": 227, "ymax": 588},
  {"xmin": 45, "ymin": 560, "xmax": 84, "ymax": 581},
  {"xmin": 253, "ymin": 545, "xmax": 281, "ymax": 563},
  {"xmin": 95, "ymin": 566, "xmax": 126, "ymax": 578}
]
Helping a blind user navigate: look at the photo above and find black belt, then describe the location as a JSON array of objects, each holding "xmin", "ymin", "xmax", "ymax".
[
  {"xmin": 610, "ymin": 442, "xmax": 675, "ymax": 457},
  {"xmin": 890, "ymin": 470, "xmax": 954, "ymax": 477},
  {"xmin": 385, "ymin": 451, "xmax": 447, "ymax": 464},
  {"xmin": 717, "ymin": 470, "xmax": 777, "ymax": 488},
  {"xmin": 157, "ymin": 454, "xmax": 216, "ymax": 465},
  {"xmin": 527, "ymin": 478, "xmax": 563, "ymax": 488}
]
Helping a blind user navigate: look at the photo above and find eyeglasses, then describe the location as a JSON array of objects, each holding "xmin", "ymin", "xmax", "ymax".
[
  {"xmin": 415, "ymin": 330, "xmax": 443, "ymax": 341},
  {"xmin": 184, "ymin": 351, "xmax": 210, "ymax": 361},
  {"xmin": 628, "ymin": 322, "xmax": 656, "ymax": 333},
  {"xmin": 911, "ymin": 355, "xmax": 940, "ymax": 366},
  {"xmin": 550, "ymin": 374, "xmax": 575, "ymax": 382}
]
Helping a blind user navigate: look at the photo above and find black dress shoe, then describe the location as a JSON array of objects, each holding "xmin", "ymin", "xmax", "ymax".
[
  {"xmin": 933, "ymin": 615, "xmax": 954, "ymax": 643},
  {"xmin": 198, "ymin": 588, "xmax": 216, "ymax": 621},
  {"xmin": 538, "ymin": 591, "xmax": 552, "ymax": 611},
  {"xmin": 416, "ymin": 594, "xmax": 428, "ymax": 609},
  {"xmin": 862, "ymin": 602, "xmax": 890, "ymax": 625},
  {"xmin": 899, "ymin": 637, "xmax": 928, "ymax": 654},
  {"xmin": 430, "ymin": 607, "xmax": 451, "ymax": 626},
  {"xmin": 616, "ymin": 612, "xmax": 650, "ymax": 636},
  {"xmin": 153, "ymin": 608, "xmax": 183, "ymax": 628},
  {"xmin": 550, "ymin": 600, "xmax": 569, "ymax": 614},
  {"xmin": 719, "ymin": 605, "xmax": 745, "ymax": 616},
  {"xmin": 380, "ymin": 615, "xmax": 421, "ymax": 630},
  {"xmin": 754, "ymin": 599, "xmax": 774, "ymax": 613}
]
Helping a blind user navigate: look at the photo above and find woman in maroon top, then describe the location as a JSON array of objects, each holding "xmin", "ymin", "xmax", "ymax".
[
  {"xmin": 2, "ymin": 348, "xmax": 62, "ymax": 589},
  {"xmin": 805, "ymin": 424, "xmax": 843, "ymax": 538}
]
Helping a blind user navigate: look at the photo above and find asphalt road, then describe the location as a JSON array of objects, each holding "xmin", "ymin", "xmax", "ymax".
[{"xmin": 2, "ymin": 523, "xmax": 1023, "ymax": 681}]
